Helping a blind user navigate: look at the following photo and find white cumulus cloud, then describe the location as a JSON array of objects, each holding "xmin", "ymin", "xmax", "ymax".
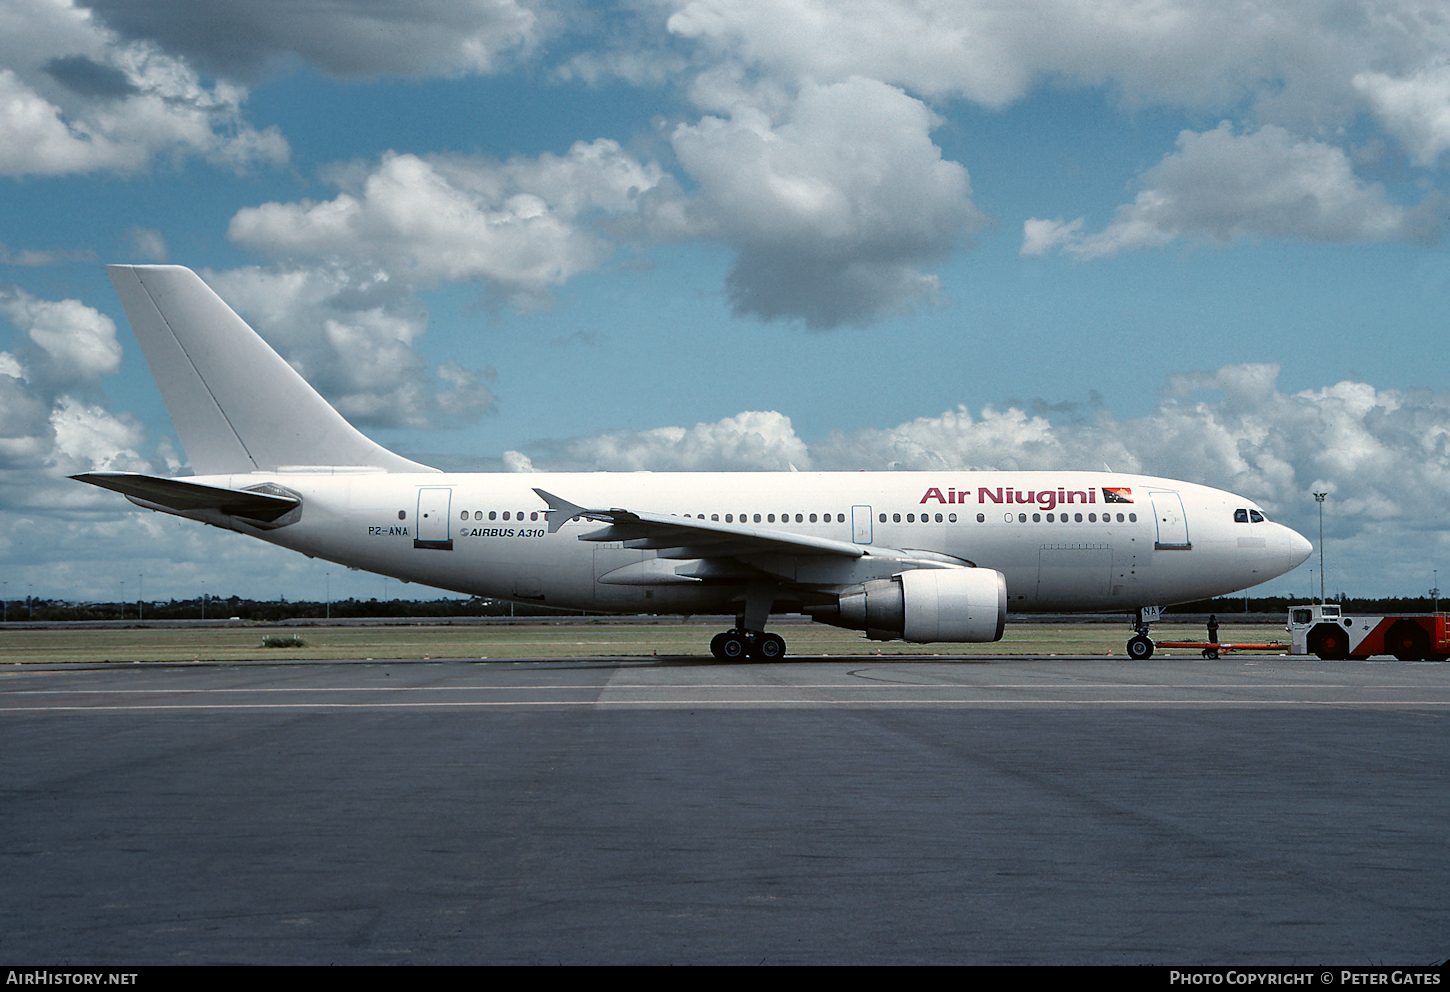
[
  {"xmin": 82, "ymin": 0, "xmax": 542, "ymax": 81},
  {"xmin": 1022, "ymin": 123, "xmax": 1440, "ymax": 258},
  {"xmin": 0, "ymin": 287, "xmax": 122, "ymax": 384},
  {"xmin": 521, "ymin": 410, "xmax": 812, "ymax": 472},
  {"xmin": 670, "ymin": 76, "xmax": 985, "ymax": 327},
  {"xmin": 663, "ymin": 0, "xmax": 1450, "ymax": 122},
  {"xmin": 228, "ymin": 142, "xmax": 669, "ymax": 307},
  {"xmin": 0, "ymin": 0, "xmax": 288, "ymax": 176},
  {"xmin": 1354, "ymin": 66, "xmax": 1450, "ymax": 168}
]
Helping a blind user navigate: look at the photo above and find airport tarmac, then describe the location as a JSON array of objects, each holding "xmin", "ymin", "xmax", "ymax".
[{"xmin": 2, "ymin": 652, "xmax": 1447, "ymax": 965}]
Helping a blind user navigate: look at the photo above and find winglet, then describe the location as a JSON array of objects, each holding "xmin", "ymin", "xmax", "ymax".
[{"xmin": 532, "ymin": 488, "xmax": 590, "ymax": 533}]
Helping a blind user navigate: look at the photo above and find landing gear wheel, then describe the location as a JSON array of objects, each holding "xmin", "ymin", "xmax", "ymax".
[
  {"xmin": 1127, "ymin": 635, "xmax": 1155, "ymax": 660},
  {"xmin": 712, "ymin": 631, "xmax": 749, "ymax": 661},
  {"xmin": 751, "ymin": 632, "xmax": 786, "ymax": 661}
]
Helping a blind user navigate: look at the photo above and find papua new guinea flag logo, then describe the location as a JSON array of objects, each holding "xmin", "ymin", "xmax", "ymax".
[{"xmin": 1102, "ymin": 487, "xmax": 1133, "ymax": 503}]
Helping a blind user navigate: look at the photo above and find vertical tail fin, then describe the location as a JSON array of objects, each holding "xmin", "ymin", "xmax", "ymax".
[{"xmin": 108, "ymin": 264, "xmax": 435, "ymax": 475}]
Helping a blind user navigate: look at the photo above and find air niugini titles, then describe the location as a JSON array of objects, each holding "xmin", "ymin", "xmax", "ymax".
[{"xmin": 920, "ymin": 486, "xmax": 1133, "ymax": 512}]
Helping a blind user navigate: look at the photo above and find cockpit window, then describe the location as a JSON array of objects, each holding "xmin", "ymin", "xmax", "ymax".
[
  {"xmin": 1249, "ymin": 509, "xmax": 1265, "ymax": 523},
  {"xmin": 1234, "ymin": 508, "xmax": 1249, "ymax": 523}
]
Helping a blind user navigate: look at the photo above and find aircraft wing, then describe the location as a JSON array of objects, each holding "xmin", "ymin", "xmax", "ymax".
[
  {"xmin": 533, "ymin": 488, "xmax": 866, "ymax": 560},
  {"xmin": 73, "ymin": 472, "xmax": 300, "ymax": 522}
]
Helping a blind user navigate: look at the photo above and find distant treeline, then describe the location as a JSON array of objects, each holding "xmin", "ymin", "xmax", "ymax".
[
  {"xmin": 1168, "ymin": 594, "xmax": 1449, "ymax": 615},
  {"xmin": 0, "ymin": 596, "xmax": 596, "ymax": 623}
]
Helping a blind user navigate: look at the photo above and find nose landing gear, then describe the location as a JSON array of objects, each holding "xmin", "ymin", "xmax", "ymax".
[
  {"xmin": 1126, "ymin": 606, "xmax": 1162, "ymax": 660},
  {"xmin": 1127, "ymin": 634, "xmax": 1155, "ymax": 660}
]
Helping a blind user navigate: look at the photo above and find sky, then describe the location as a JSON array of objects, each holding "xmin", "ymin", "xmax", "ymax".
[{"xmin": 3, "ymin": 0, "xmax": 1450, "ymax": 605}]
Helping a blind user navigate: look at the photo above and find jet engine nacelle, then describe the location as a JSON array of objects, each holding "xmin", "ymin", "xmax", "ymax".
[{"xmin": 811, "ymin": 567, "xmax": 1007, "ymax": 642}]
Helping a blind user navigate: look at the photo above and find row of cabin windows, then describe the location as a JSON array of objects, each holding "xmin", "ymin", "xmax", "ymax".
[
  {"xmin": 459, "ymin": 510, "xmax": 854, "ymax": 525},
  {"xmin": 463, "ymin": 510, "xmax": 543, "ymax": 522},
  {"xmin": 707, "ymin": 512, "xmax": 846, "ymax": 524},
  {"xmin": 882, "ymin": 511, "xmax": 1137, "ymax": 524},
  {"xmin": 997, "ymin": 511, "xmax": 1136, "ymax": 524},
  {"xmin": 453, "ymin": 508, "xmax": 1140, "ymax": 525}
]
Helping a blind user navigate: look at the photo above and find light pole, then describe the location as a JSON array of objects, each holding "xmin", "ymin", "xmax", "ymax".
[
  {"xmin": 1313, "ymin": 492, "xmax": 1327, "ymax": 604},
  {"xmin": 138, "ymin": 573, "xmax": 143, "ymax": 622},
  {"xmin": 1432, "ymin": 569, "xmax": 1439, "ymax": 613}
]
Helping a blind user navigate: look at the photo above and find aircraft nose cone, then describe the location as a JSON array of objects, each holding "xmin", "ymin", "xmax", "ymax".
[{"xmin": 1287, "ymin": 527, "xmax": 1313, "ymax": 567}]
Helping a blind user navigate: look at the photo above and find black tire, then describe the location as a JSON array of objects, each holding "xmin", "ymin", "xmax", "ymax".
[
  {"xmin": 1127, "ymin": 635, "xmax": 1154, "ymax": 660},
  {"xmin": 1307, "ymin": 623, "xmax": 1349, "ymax": 660},
  {"xmin": 1386, "ymin": 621, "xmax": 1430, "ymax": 661},
  {"xmin": 751, "ymin": 632, "xmax": 786, "ymax": 661},
  {"xmin": 715, "ymin": 632, "xmax": 748, "ymax": 661}
]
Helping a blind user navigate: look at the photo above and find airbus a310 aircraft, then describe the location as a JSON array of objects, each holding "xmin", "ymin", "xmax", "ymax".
[{"xmin": 76, "ymin": 266, "xmax": 1312, "ymax": 660}]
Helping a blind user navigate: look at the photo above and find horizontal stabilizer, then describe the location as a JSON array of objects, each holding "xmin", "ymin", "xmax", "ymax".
[{"xmin": 73, "ymin": 472, "xmax": 299, "ymax": 522}]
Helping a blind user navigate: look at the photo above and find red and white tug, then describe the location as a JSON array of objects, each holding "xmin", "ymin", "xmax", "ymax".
[{"xmin": 1288, "ymin": 603, "xmax": 1450, "ymax": 660}]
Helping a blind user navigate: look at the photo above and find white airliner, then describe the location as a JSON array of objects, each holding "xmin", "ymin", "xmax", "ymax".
[{"xmin": 76, "ymin": 265, "xmax": 1312, "ymax": 660}]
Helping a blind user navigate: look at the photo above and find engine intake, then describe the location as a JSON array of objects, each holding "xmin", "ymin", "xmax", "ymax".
[{"xmin": 809, "ymin": 568, "xmax": 1007, "ymax": 642}]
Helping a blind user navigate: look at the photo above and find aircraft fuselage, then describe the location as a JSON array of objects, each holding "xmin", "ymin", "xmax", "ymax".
[{"xmin": 187, "ymin": 469, "xmax": 1307, "ymax": 615}]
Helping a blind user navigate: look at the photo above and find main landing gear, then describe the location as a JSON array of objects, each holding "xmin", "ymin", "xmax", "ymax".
[
  {"xmin": 710, "ymin": 629, "xmax": 787, "ymax": 661},
  {"xmin": 1126, "ymin": 606, "xmax": 1163, "ymax": 660},
  {"xmin": 711, "ymin": 586, "xmax": 787, "ymax": 661}
]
